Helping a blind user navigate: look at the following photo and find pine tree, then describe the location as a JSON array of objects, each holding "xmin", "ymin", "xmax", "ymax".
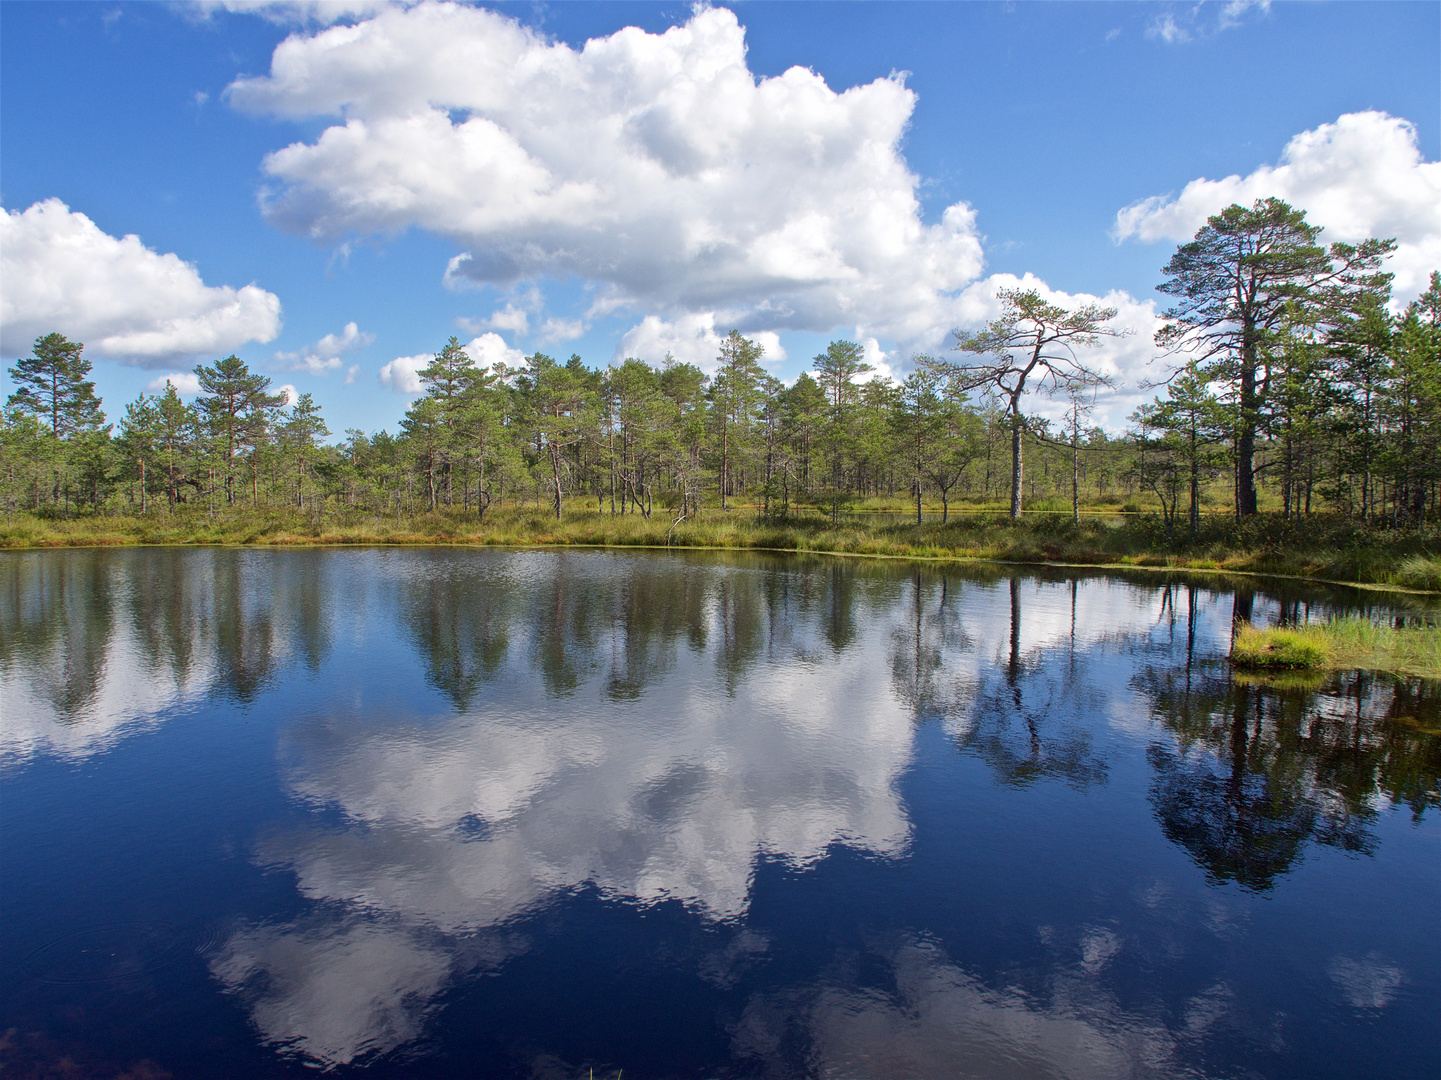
[
  {"xmin": 1142, "ymin": 367, "xmax": 1226, "ymax": 532},
  {"xmin": 194, "ymin": 355, "xmax": 285, "ymax": 505},
  {"xmin": 951, "ymin": 289, "xmax": 1121, "ymax": 518},
  {"xmin": 7, "ymin": 333, "xmax": 106, "ymax": 438},
  {"xmin": 709, "ymin": 331, "xmax": 766, "ymax": 510},
  {"xmin": 278, "ymin": 393, "xmax": 330, "ymax": 507},
  {"xmin": 155, "ymin": 382, "xmax": 197, "ymax": 508},
  {"xmin": 1156, "ymin": 198, "xmax": 1394, "ymax": 516},
  {"xmin": 117, "ymin": 394, "xmax": 162, "ymax": 513},
  {"xmin": 812, "ymin": 339, "xmax": 872, "ymax": 409}
]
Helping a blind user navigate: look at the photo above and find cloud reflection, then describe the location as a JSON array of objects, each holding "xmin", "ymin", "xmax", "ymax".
[
  {"xmin": 10, "ymin": 550, "xmax": 1429, "ymax": 1072},
  {"xmin": 221, "ymin": 556, "xmax": 922, "ymax": 1065},
  {"xmin": 735, "ymin": 938, "xmax": 1205, "ymax": 1079},
  {"xmin": 214, "ymin": 560, "xmax": 1354, "ymax": 1069},
  {"xmin": 0, "ymin": 549, "xmax": 341, "ymax": 762},
  {"xmin": 212, "ymin": 916, "xmax": 457, "ymax": 1067}
]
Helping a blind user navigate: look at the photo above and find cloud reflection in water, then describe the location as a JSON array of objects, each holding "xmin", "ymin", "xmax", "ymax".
[{"xmin": 216, "ymin": 554, "xmax": 924, "ymax": 1066}]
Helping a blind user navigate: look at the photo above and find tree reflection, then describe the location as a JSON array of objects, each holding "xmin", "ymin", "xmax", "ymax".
[
  {"xmin": 214, "ymin": 557, "xmax": 922, "ymax": 1068},
  {"xmin": 126, "ymin": 548, "xmax": 215, "ymax": 687},
  {"xmin": 1, "ymin": 550, "xmax": 339, "ymax": 757},
  {"xmin": 0, "ymin": 551, "xmax": 116, "ymax": 718},
  {"xmin": 713, "ymin": 571, "xmax": 766, "ymax": 694},
  {"xmin": 399, "ymin": 563, "xmax": 516, "ymax": 709},
  {"xmin": 601, "ymin": 561, "xmax": 707, "ymax": 700},
  {"xmin": 396, "ymin": 555, "xmax": 723, "ymax": 707},
  {"xmin": 1137, "ymin": 654, "xmax": 1440, "ymax": 891},
  {"xmin": 888, "ymin": 572, "xmax": 1108, "ymax": 789},
  {"xmin": 206, "ymin": 553, "xmax": 333, "ymax": 702},
  {"xmin": 12, "ymin": 549, "xmax": 1435, "ymax": 1074},
  {"xmin": 1147, "ymin": 680, "xmax": 1332, "ymax": 891},
  {"xmin": 889, "ymin": 571, "xmax": 970, "ymax": 724},
  {"xmin": 394, "ymin": 554, "xmax": 874, "ymax": 708}
]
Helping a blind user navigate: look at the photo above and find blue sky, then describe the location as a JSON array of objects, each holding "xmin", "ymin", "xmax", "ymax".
[{"xmin": 3, "ymin": 1, "xmax": 1438, "ymax": 434}]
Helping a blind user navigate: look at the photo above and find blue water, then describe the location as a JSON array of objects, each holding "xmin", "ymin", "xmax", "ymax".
[{"xmin": 1, "ymin": 548, "xmax": 1436, "ymax": 1078}]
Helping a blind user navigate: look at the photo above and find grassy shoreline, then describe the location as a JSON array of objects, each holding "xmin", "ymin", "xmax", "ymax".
[
  {"xmin": 1232, "ymin": 618, "xmax": 1441, "ymax": 680},
  {"xmin": 3, "ymin": 505, "xmax": 1439, "ymax": 593}
]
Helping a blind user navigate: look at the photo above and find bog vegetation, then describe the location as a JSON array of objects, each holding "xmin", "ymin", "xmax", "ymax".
[
  {"xmin": 3, "ymin": 199, "xmax": 1438, "ymax": 588},
  {"xmin": 1232, "ymin": 618, "xmax": 1441, "ymax": 679}
]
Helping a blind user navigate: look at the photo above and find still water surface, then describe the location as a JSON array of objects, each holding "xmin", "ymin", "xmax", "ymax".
[{"xmin": 1, "ymin": 548, "xmax": 1437, "ymax": 1078}]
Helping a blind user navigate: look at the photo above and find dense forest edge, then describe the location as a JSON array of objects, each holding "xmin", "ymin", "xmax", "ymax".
[{"xmin": 3, "ymin": 199, "xmax": 1438, "ymax": 594}]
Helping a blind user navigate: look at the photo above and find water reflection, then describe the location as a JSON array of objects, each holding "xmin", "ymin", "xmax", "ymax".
[
  {"xmin": 1135, "ymin": 632, "xmax": 1440, "ymax": 891},
  {"xmin": 734, "ymin": 938, "xmax": 1196, "ymax": 1079},
  {"xmin": 0, "ymin": 551, "xmax": 339, "ymax": 761},
  {"xmin": 213, "ymin": 554, "xmax": 921, "ymax": 1066},
  {"xmin": 211, "ymin": 915, "xmax": 460, "ymax": 1067},
  {"xmin": 890, "ymin": 573, "xmax": 1159, "ymax": 789},
  {"xmin": 2, "ymin": 549, "xmax": 1436, "ymax": 1077}
]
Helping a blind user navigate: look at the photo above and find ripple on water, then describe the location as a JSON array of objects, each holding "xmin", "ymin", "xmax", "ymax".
[{"xmin": 24, "ymin": 922, "xmax": 204, "ymax": 984}]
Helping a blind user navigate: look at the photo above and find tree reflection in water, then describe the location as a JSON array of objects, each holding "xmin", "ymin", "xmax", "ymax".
[
  {"xmin": 1, "ymin": 550, "xmax": 116, "ymax": 719},
  {"xmin": 889, "ymin": 571, "xmax": 1109, "ymax": 790},
  {"xmin": 1135, "ymin": 585, "xmax": 1440, "ymax": 892},
  {"xmin": 3, "ymin": 550, "xmax": 1436, "ymax": 1076},
  {"xmin": 0, "ymin": 549, "xmax": 341, "ymax": 759},
  {"xmin": 211, "ymin": 553, "xmax": 921, "ymax": 1067}
]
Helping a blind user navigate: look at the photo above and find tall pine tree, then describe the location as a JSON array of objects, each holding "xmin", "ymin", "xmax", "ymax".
[{"xmin": 7, "ymin": 333, "xmax": 105, "ymax": 437}]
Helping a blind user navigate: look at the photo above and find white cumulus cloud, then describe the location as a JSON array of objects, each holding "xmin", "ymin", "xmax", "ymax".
[
  {"xmin": 377, "ymin": 354, "xmax": 429, "ymax": 394},
  {"xmin": 483, "ymin": 303, "xmax": 529, "ymax": 336},
  {"xmin": 462, "ymin": 332, "xmax": 525, "ymax": 370},
  {"xmin": 227, "ymin": 2, "xmax": 985, "ymax": 347},
  {"xmin": 1115, "ymin": 111, "xmax": 1441, "ymax": 302},
  {"xmin": 0, "ymin": 199, "xmax": 282, "ymax": 364},
  {"xmin": 378, "ymin": 332, "xmax": 524, "ymax": 394},
  {"xmin": 144, "ymin": 372, "xmax": 203, "ymax": 397},
  {"xmin": 274, "ymin": 320, "xmax": 374, "ymax": 374},
  {"xmin": 615, "ymin": 313, "xmax": 785, "ymax": 372},
  {"xmin": 535, "ymin": 317, "xmax": 586, "ymax": 346}
]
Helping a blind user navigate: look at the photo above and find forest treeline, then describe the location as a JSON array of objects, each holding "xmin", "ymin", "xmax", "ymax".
[{"xmin": 3, "ymin": 199, "xmax": 1438, "ymax": 533}]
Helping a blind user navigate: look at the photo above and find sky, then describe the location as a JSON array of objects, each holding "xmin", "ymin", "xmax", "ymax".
[{"xmin": 2, "ymin": 0, "xmax": 1438, "ymax": 435}]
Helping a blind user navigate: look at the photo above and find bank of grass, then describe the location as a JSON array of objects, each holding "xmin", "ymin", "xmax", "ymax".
[
  {"xmin": 1, "ymin": 504, "xmax": 1438, "ymax": 593},
  {"xmin": 1231, "ymin": 617, "xmax": 1441, "ymax": 679}
]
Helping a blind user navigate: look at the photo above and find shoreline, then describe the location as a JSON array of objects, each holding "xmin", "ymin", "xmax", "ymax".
[{"xmin": 4, "ymin": 529, "xmax": 1439, "ymax": 599}]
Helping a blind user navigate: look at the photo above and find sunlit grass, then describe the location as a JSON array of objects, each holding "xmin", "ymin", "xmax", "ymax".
[
  {"xmin": 1, "ymin": 505, "xmax": 1437, "ymax": 594},
  {"xmin": 1231, "ymin": 624, "xmax": 1330, "ymax": 670},
  {"xmin": 1232, "ymin": 617, "xmax": 1441, "ymax": 679}
]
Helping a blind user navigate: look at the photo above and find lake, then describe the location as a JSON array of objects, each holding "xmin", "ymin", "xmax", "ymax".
[{"xmin": 1, "ymin": 548, "xmax": 1437, "ymax": 1079}]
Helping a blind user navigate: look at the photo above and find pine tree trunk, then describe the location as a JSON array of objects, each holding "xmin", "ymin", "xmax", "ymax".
[
  {"xmin": 720, "ymin": 419, "xmax": 729, "ymax": 510},
  {"xmin": 1009, "ymin": 406, "xmax": 1024, "ymax": 519},
  {"xmin": 1236, "ymin": 337, "xmax": 1259, "ymax": 516},
  {"xmin": 1071, "ymin": 434, "xmax": 1079, "ymax": 523}
]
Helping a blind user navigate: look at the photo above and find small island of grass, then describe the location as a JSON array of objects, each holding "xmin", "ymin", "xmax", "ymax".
[{"xmin": 1231, "ymin": 617, "xmax": 1441, "ymax": 680}]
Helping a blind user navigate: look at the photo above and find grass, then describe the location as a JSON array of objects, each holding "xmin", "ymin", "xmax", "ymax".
[
  {"xmin": 1231, "ymin": 624, "xmax": 1331, "ymax": 671},
  {"xmin": 1231, "ymin": 617, "xmax": 1441, "ymax": 679},
  {"xmin": 1, "ymin": 504, "xmax": 1439, "ymax": 593}
]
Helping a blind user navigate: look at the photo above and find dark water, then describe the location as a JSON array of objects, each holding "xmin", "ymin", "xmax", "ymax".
[{"xmin": 1, "ymin": 548, "xmax": 1437, "ymax": 1080}]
